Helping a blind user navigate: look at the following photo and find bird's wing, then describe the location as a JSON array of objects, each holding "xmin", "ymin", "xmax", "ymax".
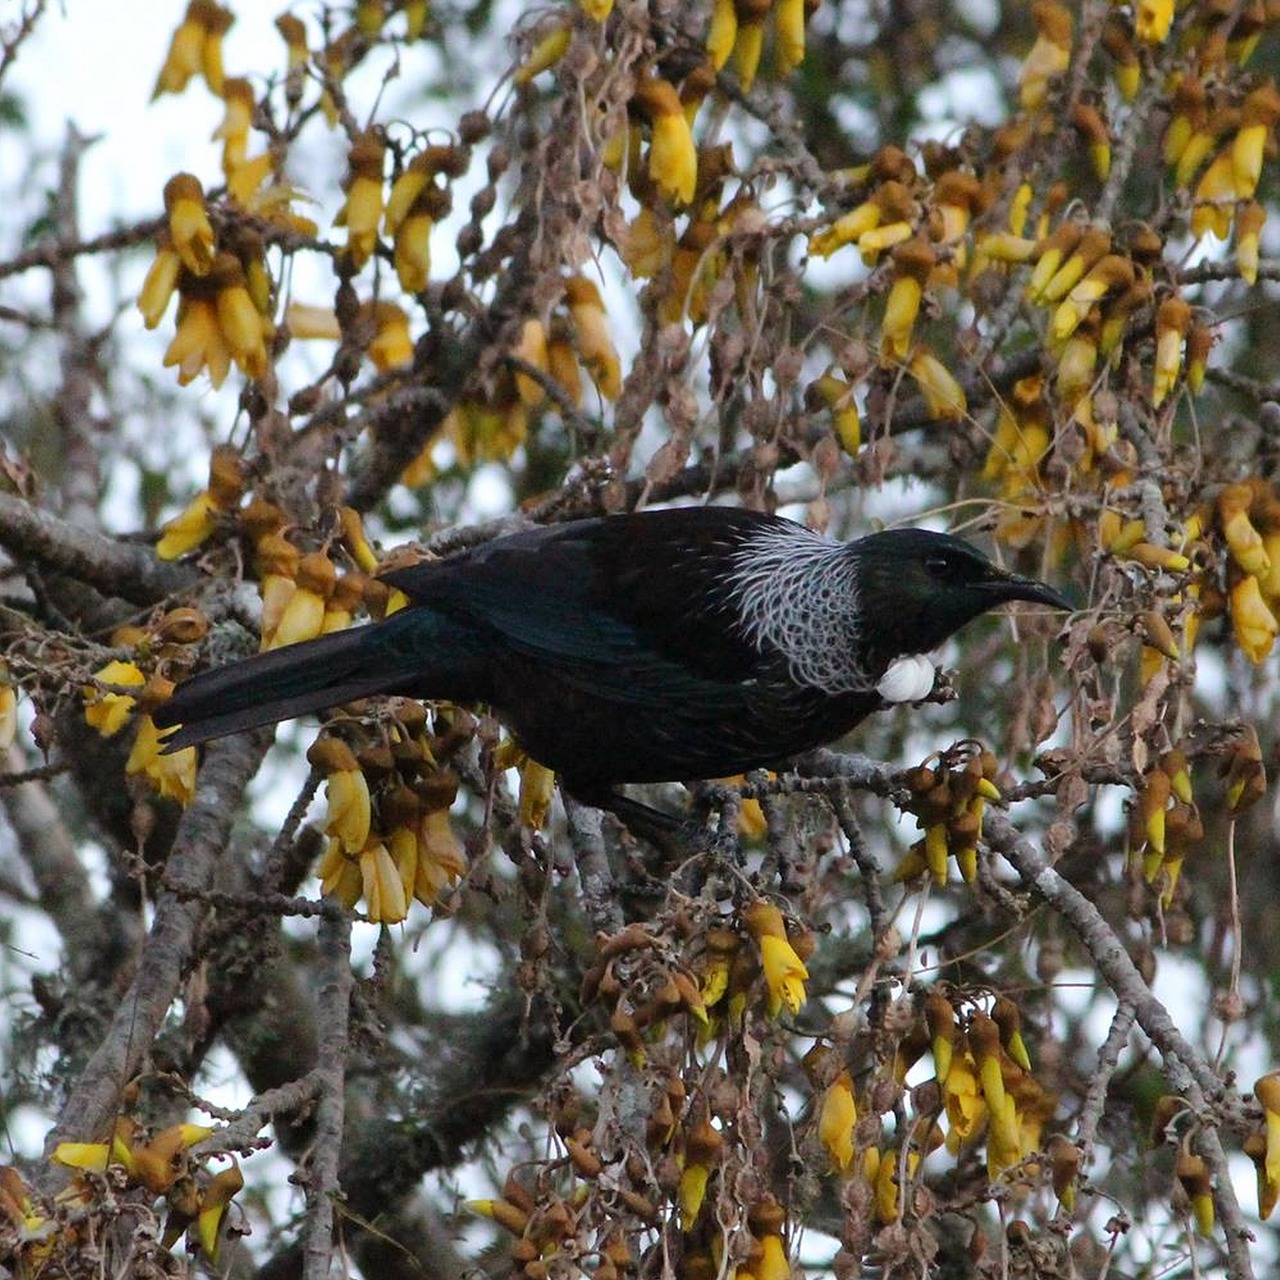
[{"xmin": 379, "ymin": 510, "xmax": 777, "ymax": 707}]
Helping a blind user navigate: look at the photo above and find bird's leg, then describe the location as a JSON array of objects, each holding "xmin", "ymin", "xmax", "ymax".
[{"xmin": 562, "ymin": 781, "xmax": 700, "ymax": 858}]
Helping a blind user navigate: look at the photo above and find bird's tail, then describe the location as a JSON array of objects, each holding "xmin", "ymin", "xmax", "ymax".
[{"xmin": 153, "ymin": 610, "xmax": 460, "ymax": 750}]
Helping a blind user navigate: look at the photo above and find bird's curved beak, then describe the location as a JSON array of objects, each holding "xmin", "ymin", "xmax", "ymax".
[{"xmin": 982, "ymin": 571, "xmax": 1075, "ymax": 613}]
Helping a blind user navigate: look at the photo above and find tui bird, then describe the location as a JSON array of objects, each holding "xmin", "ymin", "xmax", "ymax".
[{"xmin": 154, "ymin": 507, "xmax": 1071, "ymax": 821}]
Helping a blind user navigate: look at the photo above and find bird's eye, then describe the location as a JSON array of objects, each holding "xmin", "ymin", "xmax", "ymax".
[{"xmin": 926, "ymin": 555, "xmax": 962, "ymax": 582}]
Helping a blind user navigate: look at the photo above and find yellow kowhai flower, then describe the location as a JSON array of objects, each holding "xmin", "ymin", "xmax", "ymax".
[
  {"xmin": 214, "ymin": 77, "xmax": 254, "ymax": 171},
  {"xmin": 511, "ymin": 317, "xmax": 550, "ymax": 406},
  {"xmin": 414, "ymin": 807, "xmax": 467, "ymax": 905},
  {"xmin": 1233, "ymin": 83, "xmax": 1280, "ymax": 199},
  {"xmin": 1236, "ymin": 202, "xmax": 1265, "ymax": 286},
  {"xmin": 393, "ymin": 205, "xmax": 433, "ymax": 293},
  {"xmin": 926, "ymin": 991, "xmax": 957, "ymax": 1083},
  {"xmin": 360, "ymin": 840, "xmax": 409, "ymax": 923},
  {"xmin": 678, "ymin": 1120, "xmax": 722, "ymax": 1228},
  {"xmin": 156, "ymin": 444, "xmax": 244, "ymax": 560},
  {"xmin": 1151, "ymin": 294, "xmax": 1191, "ymax": 408},
  {"xmin": 165, "ymin": 290, "xmax": 231, "ymax": 388},
  {"xmin": 362, "ymin": 301, "xmax": 415, "ymax": 372},
  {"xmin": 286, "ymin": 302, "xmax": 343, "ymax": 341},
  {"xmin": 164, "ymin": 173, "xmax": 216, "ymax": 276},
  {"xmin": 818, "ymin": 1070, "xmax": 858, "ymax": 1172},
  {"xmin": 138, "ymin": 235, "xmax": 183, "ymax": 329},
  {"xmin": 1231, "ymin": 573, "xmax": 1278, "ymax": 662},
  {"xmin": 1051, "ymin": 253, "xmax": 1135, "ymax": 343},
  {"xmin": 310, "ymin": 738, "xmax": 371, "ymax": 854},
  {"xmin": 271, "ymin": 552, "xmax": 336, "ymax": 650},
  {"xmin": 251, "ymin": 530, "xmax": 298, "ymax": 646},
  {"xmin": 84, "ymin": 660, "xmax": 146, "ymax": 737},
  {"xmin": 699, "ymin": 928, "xmax": 740, "ymax": 1010},
  {"xmin": 157, "ymin": 489, "xmax": 220, "ymax": 560},
  {"xmin": 519, "ymin": 758, "xmax": 556, "ymax": 828},
  {"xmin": 706, "ymin": 0, "xmax": 737, "ymax": 70},
  {"xmin": 1177, "ymin": 1151, "xmax": 1215, "ymax": 1235},
  {"xmin": 873, "ymin": 1145, "xmax": 920, "ymax": 1223},
  {"xmin": 127, "ymin": 716, "xmax": 197, "ymax": 807},
  {"xmin": 775, "ymin": 0, "xmax": 807, "ymax": 75},
  {"xmin": 152, "ymin": 0, "xmax": 233, "ymax": 99},
  {"xmin": 620, "ymin": 205, "xmax": 673, "ymax": 279},
  {"xmin": 316, "ymin": 837, "xmax": 362, "ymax": 907},
  {"xmin": 943, "ymin": 1050, "xmax": 985, "ymax": 1152},
  {"xmin": 515, "ymin": 20, "xmax": 571, "ymax": 84},
  {"xmin": 211, "ymin": 254, "xmax": 271, "ymax": 380},
  {"xmin": 194, "ymin": 1159, "xmax": 243, "ymax": 1259},
  {"xmin": 755, "ymin": 1232, "xmax": 790, "ymax": 1280},
  {"xmin": 1134, "ymin": 0, "xmax": 1173, "ymax": 44},
  {"xmin": 0, "ymin": 672, "xmax": 15, "ymax": 751},
  {"xmin": 1018, "ymin": 0, "xmax": 1072, "ymax": 111},
  {"xmin": 565, "ymin": 276, "xmax": 622, "ymax": 399},
  {"xmin": 908, "ymin": 349, "xmax": 966, "ymax": 421},
  {"xmin": 1217, "ymin": 482, "xmax": 1271, "ymax": 576},
  {"xmin": 546, "ymin": 327, "xmax": 584, "ymax": 406},
  {"xmin": 807, "ymin": 371, "xmax": 861, "ymax": 456},
  {"xmin": 742, "ymin": 901, "xmax": 808, "ymax": 1016},
  {"xmin": 882, "ymin": 237, "xmax": 935, "ymax": 362},
  {"xmin": 634, "ymin": 79, "xmax": 697, "ymax": 204},
  {"xmin": 335, "ymin": 132, "xmax": 386, "ymax": 270}
]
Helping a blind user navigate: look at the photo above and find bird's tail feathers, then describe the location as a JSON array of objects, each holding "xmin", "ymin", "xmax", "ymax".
[{"xmin": 154, "ymin": 619, "xmax": 434, "ymax": 750}]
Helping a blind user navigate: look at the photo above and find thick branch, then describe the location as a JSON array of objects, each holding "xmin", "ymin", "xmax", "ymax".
[
  {"xmin": 0, "ymin": 491, "xmax": 192, "ymax": 606},
  {"xmin": 42, "ymin": 735, "xmax": 265, "ymax": 1157}
]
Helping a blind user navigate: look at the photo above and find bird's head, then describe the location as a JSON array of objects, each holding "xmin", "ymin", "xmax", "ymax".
[{"xmin": 851, "ymin": 529, "xmax": 1073, "ymax": 668}]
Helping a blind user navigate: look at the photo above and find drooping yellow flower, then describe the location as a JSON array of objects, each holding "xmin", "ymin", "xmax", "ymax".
[
  {"xmin": 312, "ymin": 739, "xmax": 372, "ymax": 853},
  {"xmin": 165, "ymin": 291, "xmax": 231, "ymax": 387},
  {"xmin": 1255, "ymin": 1073, "xmax": 1280, "ymax": 1188},
  {"xmin": 286, "ymin": 302, "xmax": 343, "ymax": 341},
  {"xmin": 943, "ymin": 1050, "xmax": 985, "ymax": 1152},
  {"xmin": 126, "ymin": 716, "xmax": 198, "ymax": 807},
  {"xmin": 634, "ymin": 79, "xmax": 697, "ymax": 204},
  {"xmin": 414, "ymin": 807, "xmax": 467, "ymax": 905},
  {"xmin": 1134, "ymin": 0, "xmax": 1173, "ymax": 44},
  {"xmin": 818, "ymin": 1070, "xmax": 858, "ymax": 1171},
  {"xmin": 1231, "ymin": 574, "xmax": 1278, "ymax": 662},
  {"xmin": 706, "ymin": 0, "xmax": 737, "ymax": 70},
  {"xmin": 152, "ymin": 0, "xmax": 233, "ymax": 99},
  {"xmin": 164, "ymin": 173, "xmax": 216, "ymax": 276},
  {"xmin": 742, "ymin": 901, "xmax": 808, "ymax": 1016},
  {"xmin": 1018, "ymin": 0, "xmax": 1072, "ymax": 110},
  {"xmin": 565, "ymin": 276, "xmax": 622, "ymax": 399},
  {"xmin": 83, "ymin": 660, "xmax": 146, "ymax": 738},
  {"xmin": 138, "ymin": 237, "xmax": 183, "ymax": 329},
  {"xmin": 194, "ymin": 1160, "xmax": 243, "ymax": 1259},
  {"xmin": 211, "ymin": 254, "xmax": 271, "ymax": 380},
  {"xmin": 334, "ymin": 132, "xmax": 386, "ymax": 270},
  {"xmin": 360, "ymin": 840, "xmax": 409, "ymax": 923},
  {"xmin": 515, "ymin": 21, "xmax": 572, "ymax": 84},
  {"xmin": 363, "ymin": 301, "xmax": 415, "ymax": 372},
  {"xmin": 881, "ymin": 237, "xmax": 935, "ymax": 362},
  {"xmin": 908, "ymin": 349, "xmax": 967, "ymax": 421}
]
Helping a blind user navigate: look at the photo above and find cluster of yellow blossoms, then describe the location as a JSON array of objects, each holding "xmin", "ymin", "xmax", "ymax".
[
  {"xmin": 0, "ymin": 1117, "xmax": 242, "ymax": 1271},
  {"xmin": 310, "ymin": 721, "xmax": 467, "ymax": 925},
  {"xmin": 894, "ymin": 746, "xmax": 1002, "ymax": 886},
  {"xmin": 402, "ymin": 275, "xmax": 623, "ymax": 484},
  {"xmin": 81, "ymin": 441, "xmax": 470, "ymax": 923},
  {"xmin": 471, "ymin": 904, "xmax": 813, "ymax": 1280}
]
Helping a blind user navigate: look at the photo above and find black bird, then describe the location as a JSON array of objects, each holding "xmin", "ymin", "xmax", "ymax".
[{"xmin": 154, "ymin": 507, "xmax": 1070, "ymax": 820}]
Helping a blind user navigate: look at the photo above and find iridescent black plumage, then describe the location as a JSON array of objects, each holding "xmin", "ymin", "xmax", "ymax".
[{"xmin": 154, "ymin": 508, "xmax": 1071, "ymax": 813}]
